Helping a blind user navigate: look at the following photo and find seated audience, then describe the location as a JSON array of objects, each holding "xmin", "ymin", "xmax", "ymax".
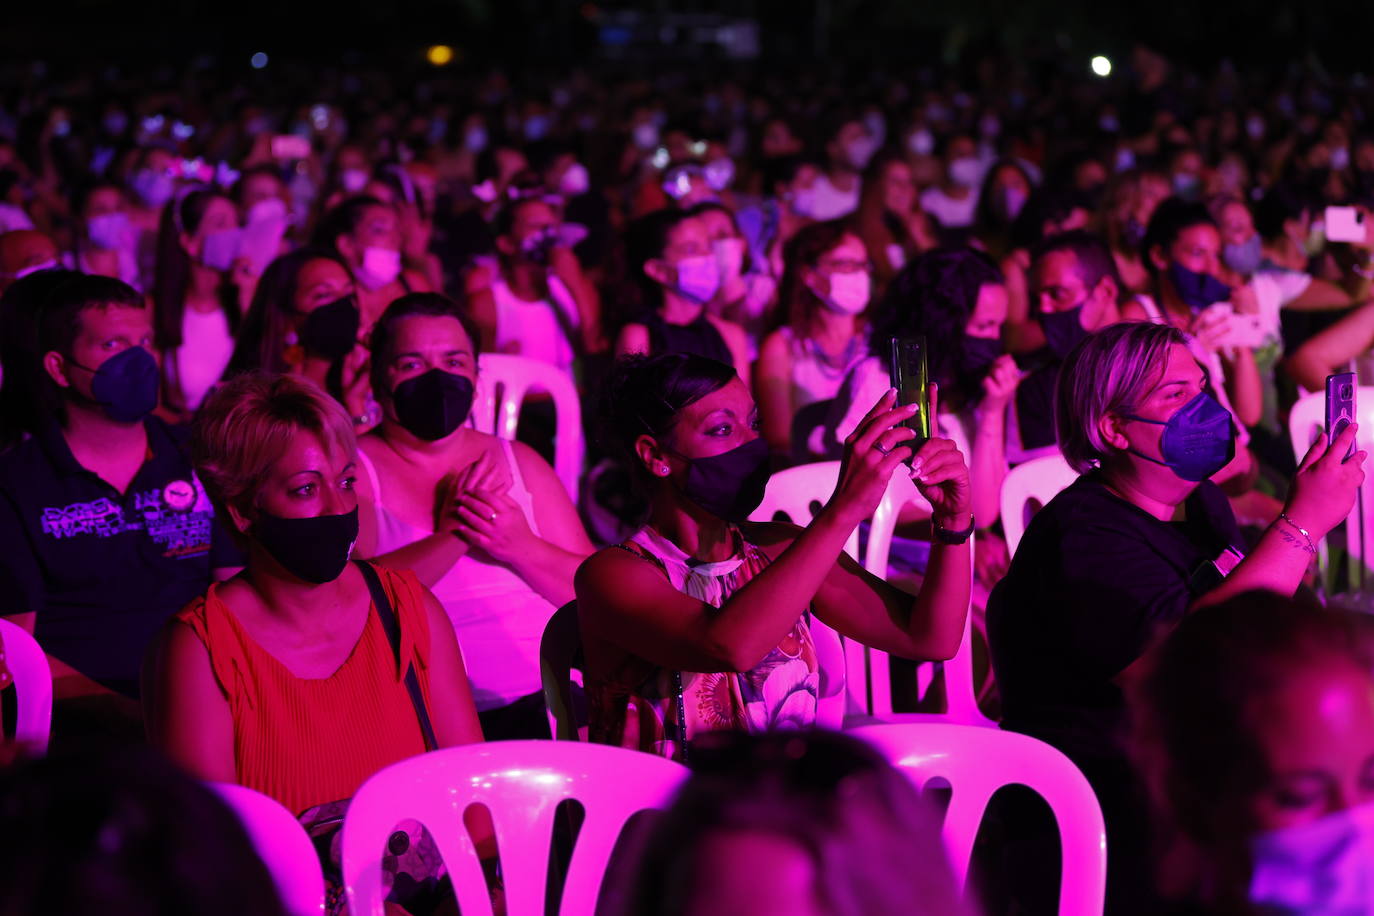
[
  {"xmin": 988, "ymin": 320, "xmax": 1365, "ymax": 913},
  {"xmin": 0, "ymin": 274, "xmax": 238, "ymax": 741},
  {"xmin": 355, "ymin": 293, "xmax": 594, "ymax": 738},
  {"xmin": 577, "ymin": 352, "xmax": 972, "ymax": 760},
  {"xmin": 1130, "ymin": 591, "xmax": 1374, "ymax": 914},
  {"xmin": 147, "ymin": 372, "xmax": 484, "ymax": 818}
]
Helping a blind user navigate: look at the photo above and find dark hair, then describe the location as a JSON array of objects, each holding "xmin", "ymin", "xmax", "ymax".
[
  {"xmin": 1141, "ymin": 197, "xmax": 1217, "ymax": 276},
  {"xmin": 368, "ymin": 292, "xmax": 482, "ymax": 398},
  {"xmin": 598, "ymin": 353, "xmax": 737, "ymax": 470},
  {"xmin": 1029, "ymin": 230, "xmax": 1123, "ymax": 296},
  {"xmin": 778, "ymin": 220, "xmax": 857, "ymax": 332},
  {"xmin": 38, "ymin": 273, "xmax": 144, "ymax": 359},
  {"xmin": 1008, "ymin": 185, "xmax": 1094, "ymax": 251},
  {"xmin": 624, "ymin": 208, "xmax": 698, "ymax": 314},
  {"xmin": 868, "ymin": 247, "xmax": 1003, "ymax": 408},
  {"xmin": 760, "ymin": 154, "xmax": 820, "ymax": 197},
  {"xmin": 0, "ymin": 746, "xmax": 288, "ymax": 916},
  {"xmin": 0, "ymin": 268, "xmax": 84, "ymax": 443},
  {"xmin": 973, "ymin": 159, "xmax": 1035, "ymax": 245},
  {"xmin": 151, "ymin": 187, "xmax": 241, "ymax": 353},
  {"xmin": 1252, "ymin": 183, "xmax": 1311, "ymax": 241},
  {"xmin": 223, "ymin": 248, "xmax": 350, "ymax": 378},
  {"xmin": 619, "ymin": 729, "xmax": 966, "ymax": 916},
  {"xmin": 1129, "ymin": 591, "xmax": 1374, "ymax": 907},
  {"xmin": 312, "ymin": 194, "xmax": 386, "ymax": 252}
]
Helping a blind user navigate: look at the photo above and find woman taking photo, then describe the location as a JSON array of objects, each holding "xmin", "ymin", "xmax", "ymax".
[
  {"xmin": 577, "ymin": 352, "xmax": 973, "ymax": 760},
  {"xmin": 754, "ymin": 221, "xmax": 872, "ymax": 462},
  {"xmin": 354, "ymin": 293, "xmax": 595, "ymax": 739},
  {"xmin": 987, "ymin": 321, "xmax": 1364, "ymax": 914}
]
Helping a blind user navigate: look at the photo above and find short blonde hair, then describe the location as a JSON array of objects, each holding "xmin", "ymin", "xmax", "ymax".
[
  {"xmin": 192, "ymin": 373, "xmax": 356, "ymax": 530},
  {"xmin": 1055, "ymin": 321, "xmax": 1187, "ymax": 473}
]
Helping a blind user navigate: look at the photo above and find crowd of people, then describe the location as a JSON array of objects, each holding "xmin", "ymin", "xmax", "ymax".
[{"xmin": 3, "ymin": 40, "xmax": 1374, "ymax": 914}]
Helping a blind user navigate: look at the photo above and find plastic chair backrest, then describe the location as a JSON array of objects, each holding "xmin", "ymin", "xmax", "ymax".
[
  {"xmin": 342, "ymin": 741, "xmax": 690, "ymax": 916},
  {"xmin": 0, "ymin": 619, "xmax": 51, "ymax": 752},
  {"xmin": 749, "ymin": 461, "xmax": 869, "ymax": 720},
  {"xmin": 470, "ymin": 353, "xmax": 584, "ymax": 497},
  {"xmin": 1289, "ymin": 388, "xmax": 1374, "ymax": 593},
  {"xmin": 750, "ymin": 461, "xmax": 860, "ymax": 560},
  {"xmin": 540, "ymin": 601, "xmax": 579, "ymax": 740},
  {"xmin": 1001, "ymin": 453, "xmax": 1080, "ymax": 557},
  {"xmin": 210, "ymin": 782, "xmax": 327, "ymax": 916},
  {"xmin": 854, "ymin": 723, "xmax": 1106, "ymax": 916}
]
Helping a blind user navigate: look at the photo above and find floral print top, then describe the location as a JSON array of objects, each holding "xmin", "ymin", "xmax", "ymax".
[{"xmin": 586, "ymin": 525, "xmax": 819, "ymax": 762}]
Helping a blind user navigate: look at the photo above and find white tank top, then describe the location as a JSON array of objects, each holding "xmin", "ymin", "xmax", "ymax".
[
  {"xmin": 491, "ymin": 275, "xmax": 580, "ymax": 370},
  {"xmin": 780, "ymin": 326, "xmax": 869, "ymax": 409},
  {"xmin": 358, "ymin": 439, "xmax": 557, "ymax": 710},
  {"xmin": 175, "ymin": 306, "xmax": 235, "ymax": 410}
]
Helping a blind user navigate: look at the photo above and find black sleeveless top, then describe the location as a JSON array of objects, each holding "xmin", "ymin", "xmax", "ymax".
[{"xmin": 644, "ymin": 309, "xmax": 733, "ymax": 367}]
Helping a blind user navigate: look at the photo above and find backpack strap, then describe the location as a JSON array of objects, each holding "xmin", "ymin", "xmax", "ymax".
[{"xmin": 355, "ymin": 560, "xmax": 438, "ymax": 752}]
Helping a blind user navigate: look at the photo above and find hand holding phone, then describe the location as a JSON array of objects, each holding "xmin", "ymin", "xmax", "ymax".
[{"xmin": 1326, "ymin": 371, "xmax": 1357, "ymax": 460}]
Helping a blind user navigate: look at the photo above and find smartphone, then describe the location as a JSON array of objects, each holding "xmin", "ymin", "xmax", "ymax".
[
  {"xmin": 1325, "ymin": 206, "xmax": 1367, "ymax": 244},
  {"xmin": 271, "ymin": 134, "xmax": 312, "ymax": 161},
  {"xmin": 1326, "ymin": 371, "xmax": 1357, "ymax": 459},
  {"xmin": 888, "ymin": 336, "xmax": 931, "ymax": 458}
]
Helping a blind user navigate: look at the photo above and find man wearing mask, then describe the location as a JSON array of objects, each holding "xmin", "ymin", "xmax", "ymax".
[
  {"xmin": 466, "ymin": 196, "xmax": 603, "ymax": 365},
  {"xmin": 0, "ymin": 275, "xmax": 239, "ymax": 743},
  {"xmin": 1010, "ymin": 231, "xmax": 1122, "ymax": 461},
  {"xmin": 807, "ymin": 113, "xmax": 875, "ymax": 221}
]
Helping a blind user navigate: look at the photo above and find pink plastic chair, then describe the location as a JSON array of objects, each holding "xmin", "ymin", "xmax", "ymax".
[
  {"xmin": 210, "ymin": 782, "xmax": 326, "ymax": 916},
  {"xmin": 0, "ymin": 619, "xmax": 52, "ymax": 752},
  {"xmin": 470, "ymin": 353, "xmax": 584, "ymax": 497},
  {"xmin": 1001, "ymin": 453, "xmax": 1080, "ymax": 557},
  {"xmin": 854, "ymin": 723, "xmax": 1107, "ymax": 916},
  {"xmin": 341, "ymin": 741, "xmax": 690, "ymax": 916}
]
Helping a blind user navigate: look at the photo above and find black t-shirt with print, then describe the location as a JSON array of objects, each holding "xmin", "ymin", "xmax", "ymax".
[
  {"xmin": 0, "ymin": 417, "xmax": 241, "ymax": 697},
  {"xmin": 987, "ymin": 471, "xmax": 1244, "ymax": 766}
]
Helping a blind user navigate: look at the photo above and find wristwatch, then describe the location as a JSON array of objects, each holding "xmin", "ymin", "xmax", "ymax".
[{"xmin": 933, "ymin": 514, "xmax": 975, "ymax": 545}]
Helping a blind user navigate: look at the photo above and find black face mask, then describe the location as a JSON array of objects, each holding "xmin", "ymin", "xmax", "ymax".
[
  {"xmin": 392, "ymin": 369, "xmax": 475, "ymax": 441},
  {"xmin": 254, "ymin": 506, "xmax": 359, "ymax": 584},
  {"xmin": 1039, "ymin": 305, "xmax": 1090, "ymax": 359},
  {"xmin": 961, "ymin": 335, "xmax": 1002, "ymax": 375},
  {"xmin": 670, "ymin": 437, "xmax": 771, "ymax": 523},
  {"xmin": 298, "ymin": 295, "xmax": 360, "ymax": 361},
  {"xmin": 69, "ymin": 345, "xmax": 160, "ymax": 423}
]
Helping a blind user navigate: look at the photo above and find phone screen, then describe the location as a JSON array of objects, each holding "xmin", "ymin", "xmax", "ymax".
[
  {"xmin": 888, "ymin": 336, "xmax": 931, "ymax": 459},
  {"xmin": 1326, "ymin": 371, "xmax": 1357, "ymax": 459}
]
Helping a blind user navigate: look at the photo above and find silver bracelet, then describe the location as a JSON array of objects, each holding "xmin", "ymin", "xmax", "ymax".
[{"xmin": 1277, "ymin": 512, "xmax": 1317, "ymax": 555}]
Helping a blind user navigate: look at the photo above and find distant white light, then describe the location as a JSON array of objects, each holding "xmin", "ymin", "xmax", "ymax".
[
  {"xmin": 1091, "ymin": 56, "xmax": 1112, "ymax": 77},
  {"xmin": 250, "ymin": 52, "xmax": 269, "ymax": 70}
]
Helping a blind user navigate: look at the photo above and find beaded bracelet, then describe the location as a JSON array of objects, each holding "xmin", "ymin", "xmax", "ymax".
[{"xmin": 1277, "ymin": 512, "xmax": 1317, "ymax": 555}]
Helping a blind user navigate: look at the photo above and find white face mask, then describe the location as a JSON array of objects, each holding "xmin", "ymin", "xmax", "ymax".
[
  {"xmin": 340, "ymin": 168, "xmax": 369, "ymax": 193},
  {"xmin": 817, "ymin": 271, "xmax": 870, "ymax": 315},
  {"xmin": 947, "ymin": 156, "xmax": 983, "ymax": 189},
  {"xmin": 790, "ymin": 186, "xmax": 819, "ymax": 218},
  {"xmin": 1331, "ymin": 146, "xmax": 1352, "ymax": 171},
  {"xmin": 907, "ymin": 128, "xmax": 936, "ymax": 157},
  {"xmin": 844, "ymin": 135, "xmax": 878, "ymax": 171},
  {"xmin": 357, "ymin": 246, "xmax": 402, "ymax": 290},
  {"xmin": 713, "ymin": 237, "xmax": 747, "ymax": 282},
  {"xmin": 559, "ymin": 162, "xmax": 591, "ymax": 197},
  {"xmin": 1250, "ymin": 801, "xmax": 1374, "ymax": 913},
  {"xmin": 673, "ymin": 254, "xmax": 722, "ymax": 304},
  {"xmin": 246, "ymin": 196, "xmax": 288, "ymax": 226}
]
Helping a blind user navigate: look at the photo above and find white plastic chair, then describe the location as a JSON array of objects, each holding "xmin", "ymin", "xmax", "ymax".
[
  {"xmin": 540, "ymin": 601, "xmax": 581, "ymax": 740},
  {"xmin": 854, "ymin": 723, "xmax": 1107, "ymax": 916},
  {"xmin": 342, "ymin": 741, "xmax": 689, "ymax": 916},
  {"xmin": 1289, "ymin": 388, "xmax": 1374, "ymax": 593},
  {"xmin": 750, "ymin": 461, "xmax": 871, "ymax": 720},
  {"xmin": 0, "ymin": 619, "xmax": 52, "ymax": 752},
  {"xmin": 1001, "ymin": 453, "xmax": 1080, "ymax": 556},
  {"xmin": 470, "ymin": 353, "xmax": 584, "ymax": 497},
  {"xmin": 211, "ymin": 782, "xmax": 327, "ymax": 916}
]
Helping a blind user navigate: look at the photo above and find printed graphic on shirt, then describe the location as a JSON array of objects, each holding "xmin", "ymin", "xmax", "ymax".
[{"xmin": 39, "ymin": 474, "xmax": 215, "ymax": 559}]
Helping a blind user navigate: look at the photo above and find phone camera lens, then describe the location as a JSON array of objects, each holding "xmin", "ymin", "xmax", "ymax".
[{"xmin": 1343, "ymin": 384, "xmax": 1354, "ymax": 399}]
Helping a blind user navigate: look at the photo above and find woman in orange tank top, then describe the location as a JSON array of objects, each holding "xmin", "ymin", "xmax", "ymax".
[{"xmin": 144, "ymin": 372, "xmax": 484, "ymax": 818}]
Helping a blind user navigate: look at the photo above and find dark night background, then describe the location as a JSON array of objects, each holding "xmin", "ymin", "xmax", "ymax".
[{"xmin": 4, "ymin": 0, "xmax": 1374, "ymax": 73}]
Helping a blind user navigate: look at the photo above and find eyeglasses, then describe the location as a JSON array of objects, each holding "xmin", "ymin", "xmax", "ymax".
[{"xmin": 817, "ymin": 258, "xmax": 873, "ymax": 274}]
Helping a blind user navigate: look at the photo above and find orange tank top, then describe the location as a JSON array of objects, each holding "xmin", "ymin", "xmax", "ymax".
[{"xmin": 177, "ymin": 565, "xmax": 434, "ymax": 817}]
